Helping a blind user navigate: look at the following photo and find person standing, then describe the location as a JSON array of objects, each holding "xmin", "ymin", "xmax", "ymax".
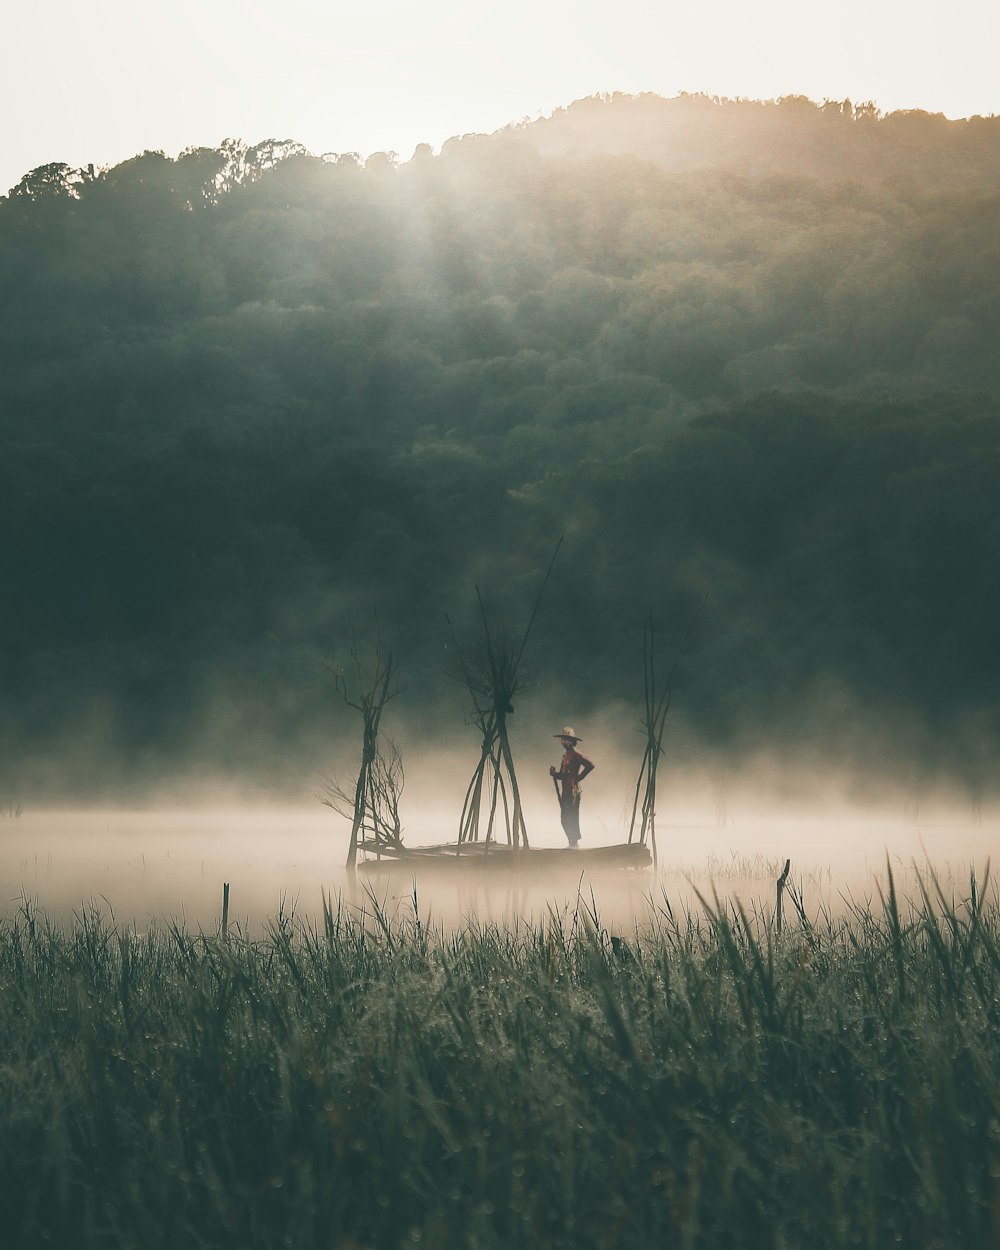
[{"xmin": 549, "ymin": 727, "xmax": 595, "ymax": 847}]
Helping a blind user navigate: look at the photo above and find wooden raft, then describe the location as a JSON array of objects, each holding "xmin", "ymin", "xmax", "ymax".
[{"xmin": 358, "ymin": 840, "xmax": 652, "ymax": 876}]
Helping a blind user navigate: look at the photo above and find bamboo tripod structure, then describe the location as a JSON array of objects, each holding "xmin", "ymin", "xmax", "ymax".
[
  {"xmin": 325, "ymin": 627, "xmax": 402, "ymax": 870},
  {"xmin": 628, "ymin": 598, "xmax": 707, "ymax": 867},
  {"xmin": 454, "ymin": 540, "xmax": 562, "ymax": 850}
]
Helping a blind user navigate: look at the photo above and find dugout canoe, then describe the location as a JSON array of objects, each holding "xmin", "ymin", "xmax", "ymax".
[{"xmin": 357, "ymin": 840, "xmax": 652, "ymax": 876}]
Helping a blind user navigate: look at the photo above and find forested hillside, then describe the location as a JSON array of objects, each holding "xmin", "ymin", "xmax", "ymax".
[{"xmin": 2, "ymin": 93, "xmax": 999, "ymax": 798}]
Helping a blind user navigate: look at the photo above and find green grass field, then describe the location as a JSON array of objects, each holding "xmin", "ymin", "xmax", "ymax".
[{"xmin": 1, "ymin": 873, "xmax": 997, "ymax": 1249}]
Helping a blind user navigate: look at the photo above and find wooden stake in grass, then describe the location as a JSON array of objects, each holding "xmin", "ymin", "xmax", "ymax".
[
  {"xmin": 221, "ymin": 882, "xmax": 230, "ymax": 941},
  {"xmin": 627, "ymin": 597, "xmax": 707, "ymax": 866},
  {"xmin": 451, "ymin": 540, "xmax": 562, "ymax": 850},
  {"xmin": 775, "ymin": 859, "xmax": 791, "ymax": 934}
]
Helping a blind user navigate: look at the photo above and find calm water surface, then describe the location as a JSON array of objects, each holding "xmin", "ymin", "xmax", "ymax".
[{"xmin": 1, "ymin": 802, "xmax": 997, "ymax": 934}]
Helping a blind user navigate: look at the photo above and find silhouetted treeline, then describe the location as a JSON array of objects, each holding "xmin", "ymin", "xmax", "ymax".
[
  {"xmin": 2, "ymin": 94, "xmax": 999, "ymax": 796},
  {"xmin": 526, "ymin": 92, "xmax": 1000, "ymax": 189}
]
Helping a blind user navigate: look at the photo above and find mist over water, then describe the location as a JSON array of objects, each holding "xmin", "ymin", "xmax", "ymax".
[{"xmin": 2, "ymin": 767, "xmax": 994, "ymax": 935}]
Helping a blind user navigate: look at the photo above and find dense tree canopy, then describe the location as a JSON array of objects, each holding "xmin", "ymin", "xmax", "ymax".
[{"xmin": 2, "ymin": 94, "xmax": 999, "ymax": 798}]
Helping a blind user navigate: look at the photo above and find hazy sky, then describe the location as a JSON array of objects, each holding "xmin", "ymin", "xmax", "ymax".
[{"xmin": 3, "ymin": 0, "xmax": 996, "ymax": 193}]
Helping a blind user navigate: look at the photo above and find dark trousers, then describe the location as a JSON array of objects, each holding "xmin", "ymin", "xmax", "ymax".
[{"xmin": 559, "ymin": 790, "xmax": 581, "ymax": 845}]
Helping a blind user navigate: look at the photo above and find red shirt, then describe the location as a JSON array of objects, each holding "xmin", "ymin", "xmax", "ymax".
[{"xmin": 557, "ymin": 746, "xmax": 594, "ymax": 788}]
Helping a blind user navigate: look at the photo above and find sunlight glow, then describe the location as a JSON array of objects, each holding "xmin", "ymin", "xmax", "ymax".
[{"xmin": 3, "ymin": 1, "xmax": 997, "ymax": 192}]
